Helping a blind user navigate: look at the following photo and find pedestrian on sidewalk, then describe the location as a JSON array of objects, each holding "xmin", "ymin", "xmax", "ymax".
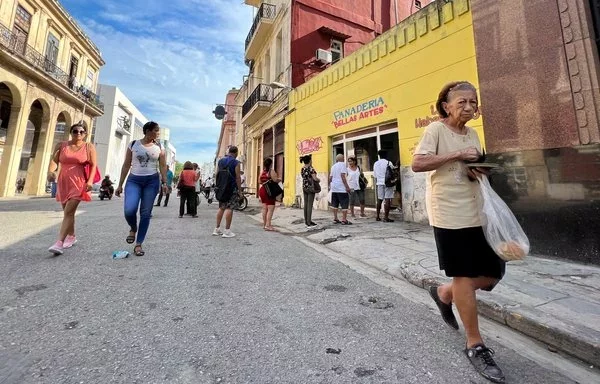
[
  {"xmin": 213, "ymin": 146, "xmax": 242, "ymax": 238},
  {"xmin": 46, "ymin": 123, "xmax": 97, "ymax": 255},
  {"xmin": 191, "ymin": 163, "xmax": 201, "ymax": 213},
  {"xmin": 347, "ymin": 156, "xmax": 366, "ymax": 219},
  {"xmin": 259, "ymin": 158, "xmax": 281, "ymax": 231},
  {"xmin": 115, "ymin": 122, "xmax": 168, "ymax": 257},
  {"xmin": 373, "ymin": 150, "xmax": 395, "ymax": 222},
  {"xmin": 177, "ymin": 161, "xmax": 199, "ymax": 218},
  {"xmin": 412, "ymin": 81, "xmax": 505, "ymax": 384},
  {"xmin": 155, "ymin": 165, "xmax": 173, "ymax": 207},
  {"xmin": 329, "ymin": 154, "xmax": 352, "ymax": 225},
  {"xmin": 300, "ymin": 154, "xmax": 320, "ymax": 227}
]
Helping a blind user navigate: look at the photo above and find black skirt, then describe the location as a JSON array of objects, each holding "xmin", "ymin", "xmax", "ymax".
[{"xmin": 433, "ymin": 226, "xmax": 506, "ymax": 290}]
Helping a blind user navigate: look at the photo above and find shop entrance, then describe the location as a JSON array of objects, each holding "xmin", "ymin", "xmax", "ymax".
[{"xmin": 331, "ymin": 122, "xmax": 401, "ymax": 208}]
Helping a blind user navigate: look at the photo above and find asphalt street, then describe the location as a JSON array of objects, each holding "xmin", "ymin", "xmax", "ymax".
[{"xmin": 0, "ymin": 197, "xmax": 588, "ymax": 383}]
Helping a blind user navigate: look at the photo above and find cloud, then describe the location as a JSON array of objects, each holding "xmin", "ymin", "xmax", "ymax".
[{"xmin": 61, "ymin": 0, "xmax": 253, "ymax": 164}]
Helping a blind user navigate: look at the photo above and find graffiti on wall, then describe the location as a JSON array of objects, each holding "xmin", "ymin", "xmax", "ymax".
[
  {"xmin": 297, "ymin": 137, "xmax": 324, "ymax": 155},
  {"xmin": 332, "ymin": 97, "xmax": 387, "ymax": 128}
]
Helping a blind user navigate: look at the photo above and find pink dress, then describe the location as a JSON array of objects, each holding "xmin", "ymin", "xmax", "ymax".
[{"xmin": 56, "ymin": 143, "xmax": 90, "ymax": 203}]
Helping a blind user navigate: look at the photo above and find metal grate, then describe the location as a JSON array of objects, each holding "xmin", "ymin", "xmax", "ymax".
[{"xmin": 245, "ymin": 3, "xmax": 276, "ymax": 51}]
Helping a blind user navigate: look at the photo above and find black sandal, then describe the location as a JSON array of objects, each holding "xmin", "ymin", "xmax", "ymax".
[
  {"xmin": 340, "ymin": 220, "xmax": 352, "ymax": 225},
  {"xmin": 133, "ymin": 245, "xmax": 145, "ymax": 257},
  {"xmin": 126, "ymin": 233, "xmax": 136, "ymax": 244},
  {"xmin": 333, "ymin": 219, "xmax": 341, "ymax": 224}
]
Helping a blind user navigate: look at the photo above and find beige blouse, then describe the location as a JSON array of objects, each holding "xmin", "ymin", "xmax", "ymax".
[{"xmin": 415, "ymin": 121, "xmax": 483, "ymax": 229}]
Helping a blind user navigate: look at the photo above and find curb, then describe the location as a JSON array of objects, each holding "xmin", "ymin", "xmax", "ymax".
[{"xmin": 381, "ymin": 261, "xmax": 600, "ymax": 368}]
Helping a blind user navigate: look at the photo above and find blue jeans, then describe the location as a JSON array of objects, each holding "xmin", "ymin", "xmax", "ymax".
[{"xmin": 124, "ymin": 173, "xmax": 160, "ymax": 244}]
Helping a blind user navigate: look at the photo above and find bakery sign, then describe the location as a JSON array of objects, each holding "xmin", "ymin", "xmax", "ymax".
[
  {"xmin": 332, "ymin": 97, "xmax": 387, "ymax": 128},
  {"xmin": 297, "ymin": 137, "xmax": 323, "ymax": 155}
]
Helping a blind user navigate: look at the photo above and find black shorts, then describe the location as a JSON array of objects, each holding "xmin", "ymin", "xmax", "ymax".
[
  {"xmin": 433, "ymin": 226, "xmax": 506, "ymax": 291},
  {"xmin": 330, "ymin": 192, "xmax": 349, "ymax": 210}
]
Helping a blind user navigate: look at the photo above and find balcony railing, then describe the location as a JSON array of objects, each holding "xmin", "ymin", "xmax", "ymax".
[
  {"xmin": 245, "ymin": 3, "xmax": 276, "ymax": 51},
  {"xmin": 0, "ymin": 23, "xmax": 104, "ymax": 112},
  {"xmin": 242, "ymin": 84, "xmax": 273, "ymax": 118}
]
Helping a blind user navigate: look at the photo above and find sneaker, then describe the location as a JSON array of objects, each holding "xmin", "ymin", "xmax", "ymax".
[
  {"xmin": 309, "ymin": 222, "xmax": 318, "ymax": 226},
  {"xmin": 212, "ymin": 228, "xmax": 223, "ymax": 236},
  {"xmin": 429, "ymin": 286, "xmax": 459, "ymax": 330},
  {"xmin": 63, "ymin": 235, "xmax": 77, "ymax": 248},
  {"xmin": 465, "ymin": 344, "xmax": 505, "ymax": 383},
  {"xmin": 48, "ymin": 241, "xmax": 64, "ymax": 255},
  {"xmin": 222, "ymin": 229, "xmax": 236, "ymax": 238}
]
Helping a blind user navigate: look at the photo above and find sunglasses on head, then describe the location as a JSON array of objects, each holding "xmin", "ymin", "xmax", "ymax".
[{"xmin": 72, "ymin": 129, "xmax": 86, "ymax": 134}]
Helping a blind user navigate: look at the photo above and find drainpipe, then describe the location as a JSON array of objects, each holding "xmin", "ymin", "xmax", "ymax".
[{"xmin": 393, "ymin": 0, "xmax": 399, "ymax": 25}]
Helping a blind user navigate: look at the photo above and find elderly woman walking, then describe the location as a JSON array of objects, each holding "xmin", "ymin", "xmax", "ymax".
[
  {"xmin": 46, "ymin": 123, "xmax": 97, "ymax": 255},
  {"xmin": 115, "ymin": 122, "xmax": 168, "ymax": 257},
  {"xmin": 412, "ymin": 81, "xmax": 505, "ymax": 384}
]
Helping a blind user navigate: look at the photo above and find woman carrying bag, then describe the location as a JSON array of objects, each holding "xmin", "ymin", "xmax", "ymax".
[
  {"xmin": 300, "ymin": 154, "xmax": 320, "ymax": 228},
  {"xmin": 258, "ymin": 158, "xmax": 281, "ymax": 231}
]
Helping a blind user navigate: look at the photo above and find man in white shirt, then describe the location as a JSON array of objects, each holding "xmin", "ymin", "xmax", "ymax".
[
  {"xmin": 329, "ymin": 154, "xmax": 352, "ymax": 224},
  {"xmin": 373, "ymin": 150, "xmax": 395, "ymax": 222}
]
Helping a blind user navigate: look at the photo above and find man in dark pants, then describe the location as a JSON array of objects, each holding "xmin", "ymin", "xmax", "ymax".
[{"xmin": 156, "ymin": 165, "xmax": 174, "ymax": 207}]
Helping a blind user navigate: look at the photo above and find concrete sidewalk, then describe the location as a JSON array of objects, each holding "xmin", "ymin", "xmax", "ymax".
[{"xmin": 247, "ymin": 203, "xmax": 600, "ymax": 367}]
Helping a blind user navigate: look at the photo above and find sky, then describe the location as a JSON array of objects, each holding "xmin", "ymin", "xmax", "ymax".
[{"xmin": 61, "ymin": 0, "xmax": 253, "ymax": 165}]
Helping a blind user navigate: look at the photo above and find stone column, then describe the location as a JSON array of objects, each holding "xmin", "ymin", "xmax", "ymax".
[
  {"xmin": 27, "ymin": 98, "xmax": 59, "ymax": 195},
  {"xmin": 0, "ymin": 105, "xmax": 26, "ymax": 197}
]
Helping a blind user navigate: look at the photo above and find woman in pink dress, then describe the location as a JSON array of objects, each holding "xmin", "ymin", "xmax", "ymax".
[{"xmin": 46, "ymin": 123, "xmax": 97, "ymax": 255}]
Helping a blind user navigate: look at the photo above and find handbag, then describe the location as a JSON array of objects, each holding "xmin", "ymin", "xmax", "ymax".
[
  {"xmin": 83, "ymin": 143, "xmax": 101, "ymax": 184},
  {"xmin": 263, "ymin": 179, "xmax": 283, "ymax": 198},
  {"xmin": 358, "ymin": 167, "xmax": 368, "ymax": 190}
]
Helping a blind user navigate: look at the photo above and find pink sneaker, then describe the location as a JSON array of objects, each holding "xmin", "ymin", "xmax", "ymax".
[
  {"xmin": 63, "ymin": 235, "xmax": 77, "ymax": 249},
  {"xmin": 48, "ymin": 241, "xmax": 64, "ymax": 255}
]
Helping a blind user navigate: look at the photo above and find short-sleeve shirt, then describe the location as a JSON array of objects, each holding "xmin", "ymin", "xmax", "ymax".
[
  {"xmin": 130, "ymin": 140, "xmax": 162, "ymax": 176},
  {"xmin": 373, "ymin": 159, "xmax": 389, "ymax": 186},
  {"xmin": 347, "ymin": 167, "xmax": 360, "ymax": 190},
  {"xmin": 179, "ymin": 169, "xmax": 197, "ymax": 187},
  {"xmin": 330, "ymin": 162, "xmax": 348, "ymax": 193},
  {"xmin": 414, "ymin": 121, "xmax": 483, "ymax": 229},
  {"xmin": 301, "ymin": 165, "xmax": 316, "ymax": 190}
]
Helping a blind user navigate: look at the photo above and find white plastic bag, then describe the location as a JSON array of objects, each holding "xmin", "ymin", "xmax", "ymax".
[
  {"xmin": 479, "ymin": 176, "xmax": 530, "ymax": 261},
  {"xmin": 327, "ymin": 190, "xmax": 332, "ymax": 204}
]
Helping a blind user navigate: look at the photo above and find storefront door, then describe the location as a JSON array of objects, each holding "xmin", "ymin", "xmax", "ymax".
[{"xmin": 331, "ymin": 122, "xmax": 401, "ymax": 208}]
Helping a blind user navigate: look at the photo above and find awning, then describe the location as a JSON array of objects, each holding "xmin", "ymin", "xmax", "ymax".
[{"xmin": 318, "ymin": 26, "xmax": 351, "ymax": 40}]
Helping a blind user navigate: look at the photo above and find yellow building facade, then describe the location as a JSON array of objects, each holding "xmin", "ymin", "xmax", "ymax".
[
  {"xmin": 285, "ymin": 0, "xmax": 483, "ymax": 222},
  {"xmin": 0, "ymin": 0, "xmax": 104, "ymax": 197}
]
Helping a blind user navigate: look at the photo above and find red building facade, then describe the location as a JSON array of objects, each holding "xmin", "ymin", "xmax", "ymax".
[{"xmin": 290, "ymin": 0, "xmax": 434, "ymax": 87}]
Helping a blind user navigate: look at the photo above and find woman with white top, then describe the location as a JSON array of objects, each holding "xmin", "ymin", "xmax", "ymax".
[
  {"xmin": 347, "ymin": 156, "xmax": 366, "ymax": 218},
  {"xmin": 115, "ymin": 122, "xmax": 168, "ymax": 256}
]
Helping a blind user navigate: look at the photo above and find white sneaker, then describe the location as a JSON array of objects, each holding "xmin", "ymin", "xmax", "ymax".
[
  {"xmin": 222, "ymin": 229, "xmax": 235, "ymax": 238},
  {"xmin": 212, "ymin": 228, "xmax": 223, "ymax": 236}
]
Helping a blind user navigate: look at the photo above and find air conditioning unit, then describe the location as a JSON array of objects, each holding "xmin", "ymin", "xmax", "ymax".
[{"xmin": 315, "ymin": 49, "xmax": 332, "ymax": 64}]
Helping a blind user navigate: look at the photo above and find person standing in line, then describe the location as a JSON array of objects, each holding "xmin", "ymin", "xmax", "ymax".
[
  {"xmin": 46, "ymin": 123, "xmax": 97, "ymax": 255},
  {"xmin": 155, "ymin": 165, "xmax": 174, "ymax": 207},
  {"xmin": 178, "ymin": 161, "xmax": 199, "ymax": 218},
  {"xmin": 412, "ymin": 81, "xmax": 505, "ymax": 383},
  {"xmin": 373, "ymin": 150, "xmax": 395, "ymax": 222},
  {"xmin": 213, "ymin": 146, "xmax": 242, "ymax": 238},
  {"xmin": 115, "ymin": 122, "xmax": 168, "ymax": 257},
  {"xmin": 193, "ymin": 163, "xmax": 202, "ymax": 211},
  {"xmin": 258, "ymin": 158, "xmax": 281, "ymax": 231},
  {"xmin": 346, "ymin": 156, "xmax": 366, "ymax": 219},
  {"xmin": 329, "ymin": 153, "xmax": 352, "ymax": 225},
  {"xmin": 300, "ymin": 154, "xmax": 319, "ymax": 228}
]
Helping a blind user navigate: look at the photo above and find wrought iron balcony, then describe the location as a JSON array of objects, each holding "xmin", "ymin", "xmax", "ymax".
[
  {"xmin": 0, "ymin": 23, "xmax": 104, "ymax": 112},
  {"xmin": 245, "ymin": 3, "xmax": 276, "ymax": 59},
  {"xmin": 242, "ymin": 84, "xmax": 273, "ymax": 124}
]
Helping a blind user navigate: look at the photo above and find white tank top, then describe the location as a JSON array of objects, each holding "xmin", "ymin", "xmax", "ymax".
[{"xmin": 130, "ymin": 140, "xmax": 162, "ymax": 176}]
